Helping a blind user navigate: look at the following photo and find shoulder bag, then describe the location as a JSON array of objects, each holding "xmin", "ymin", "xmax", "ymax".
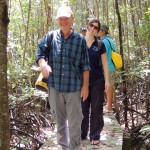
[{"xmin": 106, "ymin": 39, "xmax": 123, "ymax": 69}]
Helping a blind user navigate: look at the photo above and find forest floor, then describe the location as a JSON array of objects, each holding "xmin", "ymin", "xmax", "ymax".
[
  {"xmin": 10, "ymin": 90, "xmax": 149, "ymax": 150},
  {"xmin": 39, "ymin": 109, "xmax": 123, "ymax": 150}
]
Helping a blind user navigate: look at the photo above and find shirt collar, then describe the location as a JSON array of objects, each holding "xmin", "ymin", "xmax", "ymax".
[
  {"xmin": 102, "ymin": 35, "xmax": 110, "ymax": 40},
  {"xmin": 58, "ymin": 29, "xmax": 74, "ymax": 38}
]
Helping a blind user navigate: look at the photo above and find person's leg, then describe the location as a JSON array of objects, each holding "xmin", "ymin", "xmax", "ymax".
[
  {"xmin": 81, "ymin": 94, "xmax": 90, "ymax": 139},
  {"xmin": 90, "ymin": 79, "xmax": 105, "ymax": 142},
  {"xmin": 49, "ymin": 87, "xmax": 69, "ymax": 150},
  {"xmin": 106, "ymin": 72, "xmax": 115, "ymax": 111},
  {"xmin": 106, "ymin": 87, "xmax": 113, "ymax": 110},
  {"xmin": 65, "ymin": 91, "xmax": 82, "ymax": 150}
]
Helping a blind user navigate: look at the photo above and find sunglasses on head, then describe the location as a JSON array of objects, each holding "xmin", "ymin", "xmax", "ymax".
[{"xmin": 88, "ymin": 23, "xmax": 99, "ymax": 30}]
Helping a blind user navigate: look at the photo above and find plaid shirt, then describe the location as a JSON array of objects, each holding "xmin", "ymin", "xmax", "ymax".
[{"xmin": 36, "ymin": 29, "xmax": 90, "ymax": 92}]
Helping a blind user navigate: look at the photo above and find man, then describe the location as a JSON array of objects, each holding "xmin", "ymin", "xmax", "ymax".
[
  {"xmin": 80, "ymin": 27, "xmax": 87, "ymax": 36},
  {"xmin": 36, "ymin": 5, "xmax": 90, "ymax": 150},
  {"xmin": 99, "ymin": 24, "xmax": 117, "ymax": 112}
]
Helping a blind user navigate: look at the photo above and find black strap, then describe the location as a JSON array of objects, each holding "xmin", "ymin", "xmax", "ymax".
[
  {"xmin": 47, "ymin": 31, "xmax": 53, "ymax": 63},
  {"xmin": 106, "ymin": 39, "xmax": 115, "ymax": 52},
  {"xmin": 47, "ymin": 31, "xmax": 53, "ymax": 49}
]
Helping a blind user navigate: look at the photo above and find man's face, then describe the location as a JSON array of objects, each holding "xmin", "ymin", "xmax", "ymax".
[
  {"xmin": 57, "ymin": 16, "xmax": 74, "ymax": 31},
  {"xmin": 99, "ymin": 29, "xmax": 105, "ymax": 37},
  {"xmin": 80, "ymin": 30, "xmax": 87, "ymax": 36}
]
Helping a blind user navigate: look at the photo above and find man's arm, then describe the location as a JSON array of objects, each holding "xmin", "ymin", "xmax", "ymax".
[{"xmin": 36, "ymin": 33, "xmax": 52, "ymax": 79}]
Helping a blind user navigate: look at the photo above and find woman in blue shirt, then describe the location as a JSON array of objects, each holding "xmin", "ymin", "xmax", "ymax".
[{"xmin": 81, "ymin": 19, "xmax": 110, "ymax": 145}]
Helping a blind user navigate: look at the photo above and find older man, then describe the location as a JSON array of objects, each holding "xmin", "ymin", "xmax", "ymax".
[{"xmin": 36, "ymin": 5, "xmax": 90, "ymax": 150}]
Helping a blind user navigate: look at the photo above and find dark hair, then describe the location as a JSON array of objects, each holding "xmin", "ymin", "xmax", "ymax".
[{"xmin": 88, "ymin": 19, "xmax": 101, "ymax": 32}]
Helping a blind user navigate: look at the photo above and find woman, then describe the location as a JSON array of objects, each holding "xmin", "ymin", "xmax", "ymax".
[{"xmin": 81, "ymin": 19, "xmax": 110, "ymax": 145}]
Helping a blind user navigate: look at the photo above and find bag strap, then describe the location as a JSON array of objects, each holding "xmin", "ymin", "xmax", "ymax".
[
  {"xmin": 47, "ymin": 31, "xmax": 54, "ymax": 49},
  {"xmin": 106, "ymin": 39, "xmax": 115, "ymax": 52},
  {"xmin": 105, "ymin": 39, "xmax": 116, "ymax": 68},
  {"xmin": 47, "ymin": 31, "xmax": 54, "ymax": 63}
]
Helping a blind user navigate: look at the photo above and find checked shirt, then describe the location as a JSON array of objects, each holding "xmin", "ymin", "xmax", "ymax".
[{"xmin": 36, "ymin": 29, "xmax": 90, "ymax": 92}]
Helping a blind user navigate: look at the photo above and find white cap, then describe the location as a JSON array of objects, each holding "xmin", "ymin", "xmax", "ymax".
[{"xmin": 56, "ymin": 6, "xmax": 73, "ymax": 19}]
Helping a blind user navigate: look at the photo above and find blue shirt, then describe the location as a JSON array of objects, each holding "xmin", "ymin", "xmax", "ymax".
[
  {"xmin": 36, "ymin": 29, "xmax": 90, "ymax": 92},
  {"xmin": 88, "ymin": 39, "xmax": 106, "ymax": 83},
  {"xmin": 102, "ymin": 35, "xmax": 117, "ymax": 72}
]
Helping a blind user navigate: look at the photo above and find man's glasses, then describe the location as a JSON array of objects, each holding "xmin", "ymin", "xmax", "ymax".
[{"xmin": 88, "ymin": 23, "xmax": 99, "ymax": 30}]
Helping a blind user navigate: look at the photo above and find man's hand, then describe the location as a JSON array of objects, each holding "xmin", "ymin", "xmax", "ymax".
[{"xmin": 38, "ymin": 59, "xmax": 52, "ymax": 79}]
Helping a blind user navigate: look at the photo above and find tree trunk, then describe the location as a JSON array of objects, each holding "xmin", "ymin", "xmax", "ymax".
[
  {"xmin": 123, "ymin": 0, "xmax": 130, "ymax": 67},
  {"xmin": 106, "ymin": 0, "xmax": 109, "ymax": 25},
  {"xmin": 94, "ymin": 0, "xmax": 99, "ymax": 19},
  {"xmin": 130, "ymin": 0, "xmax": 143, "ymax": 59},
  {"xmin": 19, "ymin": 0, "xmax": 31, "ymax": 67},
  {"xmin": 112, "ymin": 1, "xmax": 116, "ymax": 39},
  {"xmin": 115, "ymin": 0, "xmax": 128, "ymax": 127},
  {"xmin": 138, "ymin": 0, "xmax": 142, "ymax": 19},
  {"xmin": 84, "ymin": 0, "xmax": 89, "ymax": 25},
  {"xmin": 0, "ymin": 0, "xmax": 10, "ymax": 150},
  {"xmin": 102, "ymin": 0, "xmax": 105, "ymax": 21},
  {"xmin": 44, "ymin": 0, "xmax": 52, "ymax": 33}
]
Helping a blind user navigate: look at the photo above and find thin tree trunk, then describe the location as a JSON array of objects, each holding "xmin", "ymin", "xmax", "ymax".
[
  {"xmin": 90, "ymin": 0, "xmax": 99, "ymax": 18},
  {"xmin": 81, "ymin": 0, "xmax": 89, "ymax": 25},
  {"xmin": 102, "ymin": 0, "xmax": 105, "ymax": 21},
  {"xmin": 19, "ymin": 0, "xmax": 31, "ymax": 67},
  {"xmin": 144, "ymin": 1, "xmax": 150, "ymax": 69},
  {"xmin": 0, "ymin": 0, "xmax": 10, "ymax": 150},
  {"xmin": 95, "ymin": 0, "xmax": 99, "ymax": 19},
  {"xmin": 44, "ymin": 0, "xmax": 52, "ymax": 33},
  {"xmin": 106, "ymin": 0, "xmax": 109, "ymax": 25},
  {"xmin": 115, "ymin": 0, "xmax": 128, "ymax": 127},
  {"xmin": 123, "ymin": 0, "xmax": 130, "ymax": 66},
  {"xmin": 24, "ymin": 0, "xmax": 31, "ymax": 67},
  {"xmin": 138, "ymin": 0, "xmax": 142, "ymax": 19},
  {"xmin": 130, "ymin": 0, "xmax": 143, "ymax": 59},
  {"xmin": 85, "ymin": 0, "xmax": 89, "ymax": 24},
  {"xmin": 112, "ymin": 1, "xmax": 116, "ymax": 39}
]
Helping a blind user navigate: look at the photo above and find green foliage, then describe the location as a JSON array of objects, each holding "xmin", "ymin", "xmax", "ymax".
[
  {"xmin": 8, "ymin": 0, "xmax": 149, "ymax": 104},
  {"xmin": 6, "ymin": 0, "xmax": 150, "ymax": 149}
]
